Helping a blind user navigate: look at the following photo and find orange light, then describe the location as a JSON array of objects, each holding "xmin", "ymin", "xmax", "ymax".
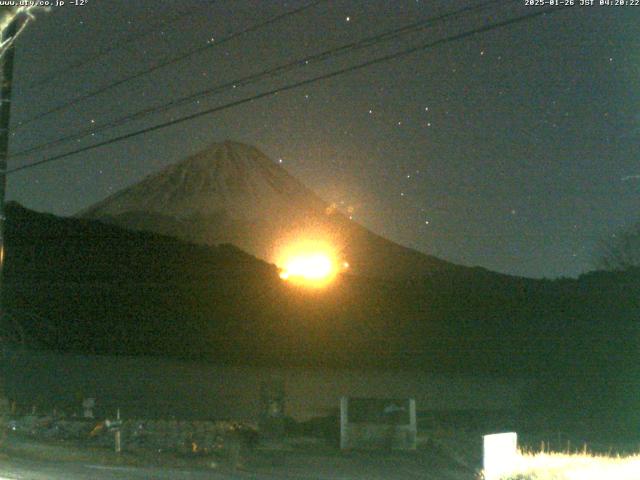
[{"xmin": 275, "ymin": 238, "xmax": 347, "ymax": 288}]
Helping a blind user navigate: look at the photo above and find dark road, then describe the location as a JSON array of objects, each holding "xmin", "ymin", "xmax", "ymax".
[{"xmin": 0, "ymin": 452, "xmax": 467, "ymax": 480}]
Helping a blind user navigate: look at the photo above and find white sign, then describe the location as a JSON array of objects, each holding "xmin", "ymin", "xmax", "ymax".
[{"xmin": 483, "ymin": 432, "xmax": 518, "ymax": 480}]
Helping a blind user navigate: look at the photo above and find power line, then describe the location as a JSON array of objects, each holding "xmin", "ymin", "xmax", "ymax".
[
  {"xmin": 13, "ymin": 0, "xmax": 324, "ymax": 130},
  {"xmin": 10, "ymin": 0, "xmax": 510, "ymax": 159},
  {"xmin": 7, "ymin": 6, "xmax": 569, "ymax": 176},
  {"xmin": 25, "ymin": 1, "xmax": 217, "ymax": 90}
]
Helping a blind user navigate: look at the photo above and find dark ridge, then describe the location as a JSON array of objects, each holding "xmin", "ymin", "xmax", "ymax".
[
  {"xmin": 3, "ymin": 202, "xmax": 639, "ymax": 432},
  {"xmin": 3, "ymin": 202, "xmax": 637, "ymax": 370}
]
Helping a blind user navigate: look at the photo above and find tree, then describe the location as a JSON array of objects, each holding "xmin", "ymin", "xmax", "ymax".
[{"xmin": 595, "ymin": 221, "xmax": 640, "ymax": 271}]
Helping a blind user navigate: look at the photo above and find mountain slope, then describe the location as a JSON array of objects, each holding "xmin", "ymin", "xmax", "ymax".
[{"xmin": 79, "ymin": 141, "xmax": 457, "ymax": 279}]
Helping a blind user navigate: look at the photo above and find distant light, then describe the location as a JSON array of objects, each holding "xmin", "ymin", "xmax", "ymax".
[
  {"xmin": 325, "ymin": 203, "xmax": 338, "ymax": 215},
  {"xmin": 280, "ymin": 253, "xmax": 333, "ymax": 286},
  {"xmin": 345, "ymin": 16, "xmax": 351, "ymax": 22},
  {"xmin": 278, "ymin": 158, "xmax": 283, "ymax": 164},
  {"xmin": 276, "ymin": 238, "xmax": 347, "ymax": 288}
]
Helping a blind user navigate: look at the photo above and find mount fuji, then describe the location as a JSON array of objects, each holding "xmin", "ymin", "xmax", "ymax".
[{"xmin": 80, "ymin": 141, "xmax": 460, "ymax": 279}]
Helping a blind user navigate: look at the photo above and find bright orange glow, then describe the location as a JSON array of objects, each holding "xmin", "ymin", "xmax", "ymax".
[
  {"xmin": 275, "ymin": 238, "xmax": 347, "ymax": 288},
  {"xmin": 279, "ymin": 253, "xmax": 334, "ymax": 283}
]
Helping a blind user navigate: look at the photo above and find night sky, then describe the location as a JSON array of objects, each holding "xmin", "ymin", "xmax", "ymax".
[{"xmin": 6, "ymin": 0, "xmax": 639, "ymax": 279}]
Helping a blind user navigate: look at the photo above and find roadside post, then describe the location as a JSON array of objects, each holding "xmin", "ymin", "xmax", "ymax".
[{"xmin": 106, "ymin": 408, "xmax": 123, "ymax": 453}]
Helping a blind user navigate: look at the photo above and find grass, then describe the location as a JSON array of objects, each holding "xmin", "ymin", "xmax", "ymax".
[{"xmin": 494, "ymin": 450, "xmax": 640, "ymax": 480}]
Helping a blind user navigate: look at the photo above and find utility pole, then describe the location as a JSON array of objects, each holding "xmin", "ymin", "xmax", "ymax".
[{"xmin": 0, "ymin": 17, "xmax": 19, "ymax": 410}]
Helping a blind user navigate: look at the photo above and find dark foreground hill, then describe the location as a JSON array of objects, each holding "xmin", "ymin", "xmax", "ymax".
[
  {"xmin": 3, "ymin": 202, "xmax": 637, "ymax": 369},
  {"xmin": 4, "ymin": 202, "xmax": 640, "ymax": 432}
]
